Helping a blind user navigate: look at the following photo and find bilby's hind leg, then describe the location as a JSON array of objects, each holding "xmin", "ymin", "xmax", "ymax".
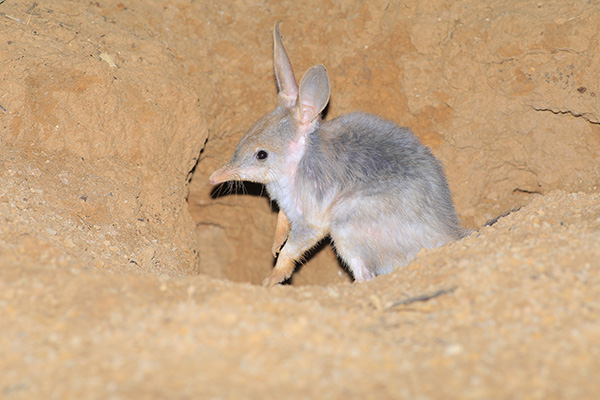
[
  {"xmin": 332, "ymin": 228, "xmax": 377, "ymax": 282},
  {"xmin": 348, "ymin": 257, "xmax": 376, "ymax": 282}
]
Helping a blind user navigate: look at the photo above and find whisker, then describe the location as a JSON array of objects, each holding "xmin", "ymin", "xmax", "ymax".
[{"xmin": 226, "ymin": 181, "xmax": 234, "ymax": 196}]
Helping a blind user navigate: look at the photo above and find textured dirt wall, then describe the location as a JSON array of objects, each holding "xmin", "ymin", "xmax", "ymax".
[
  {"xmin": 1, "ymin": 0, "xmax": 207, "ymax": 275},
  {"xmin": 1, "ymin": 0, "xmax": 599, "ymax": 399}
]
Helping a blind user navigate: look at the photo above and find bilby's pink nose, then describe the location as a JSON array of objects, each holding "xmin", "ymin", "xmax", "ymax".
[{"xmin": 208, "ymin": 171, "xmax": 221, "ymax": 185}]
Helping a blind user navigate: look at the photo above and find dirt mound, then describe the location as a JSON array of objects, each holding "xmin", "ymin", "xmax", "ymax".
[{"xmin": 1, "ymin": 0, "xmax": 599, "ymax": 398}]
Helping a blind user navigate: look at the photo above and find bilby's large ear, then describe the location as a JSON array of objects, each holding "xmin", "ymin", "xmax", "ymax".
[
  {"xmin": 273, "ymin": 23, "xmax": 298, "ymax": 108},
  {"xmin": 296, "ymin": 65, "xmax": 330, "ymax": 124}
]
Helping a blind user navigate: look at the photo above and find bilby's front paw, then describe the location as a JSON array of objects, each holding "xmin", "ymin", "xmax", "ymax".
[
  {"xmin": 271, "ymin": 211, "xmax": 290, "ymax": 258},
  {"xmin": 262, "ymin": 269, "xmax": 289, "ymax": 287}
]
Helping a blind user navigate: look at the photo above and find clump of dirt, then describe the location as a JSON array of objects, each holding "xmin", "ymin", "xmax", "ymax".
[{"xmin": 1, "ymin": 0, "xmax": 599, "ymax": 398}]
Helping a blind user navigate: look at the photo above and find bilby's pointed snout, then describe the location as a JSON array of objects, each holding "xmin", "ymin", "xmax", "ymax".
[{"xmin": 209, "ymin": 166, "xmax": 232, "ymax": 185}]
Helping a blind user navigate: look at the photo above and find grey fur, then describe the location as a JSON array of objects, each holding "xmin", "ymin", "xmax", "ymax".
[
  {"xmin": 302, "ymin": 112, "xmax": 465, "ymax": 276},
  {"xmin": 209, "ymin": 24, "xmax": 465, "ymax": 285}
]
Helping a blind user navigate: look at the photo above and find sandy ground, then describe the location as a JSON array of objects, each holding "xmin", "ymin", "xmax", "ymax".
[{"xmin": 1, "ymin": 1, "xmax": 599, "ymax": 399}]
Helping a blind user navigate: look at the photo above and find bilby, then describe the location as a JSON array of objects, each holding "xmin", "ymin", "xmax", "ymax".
[{"xmin": 209, "ymin": 23, "xmax": 465, "ymax": 287}]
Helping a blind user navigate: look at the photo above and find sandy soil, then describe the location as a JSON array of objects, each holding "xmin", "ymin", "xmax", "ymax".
[{"xmin": 1, "ymin": 1, "xmax": 599, "ymax": 398}]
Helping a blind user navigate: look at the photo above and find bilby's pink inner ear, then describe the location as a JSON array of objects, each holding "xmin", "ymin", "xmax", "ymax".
[
  {"xmin": 273, "ymin": 23, "xmax": 298, "ymax": 108},
  {"xmin": 297, "ymin": 65, "xmax": 331, "ymax": 124}
]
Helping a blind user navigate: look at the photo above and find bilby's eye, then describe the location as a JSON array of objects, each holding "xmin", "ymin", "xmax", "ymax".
[{"xmin": 256, "ymin": 150, "xmax": 268, "ymax": 160}]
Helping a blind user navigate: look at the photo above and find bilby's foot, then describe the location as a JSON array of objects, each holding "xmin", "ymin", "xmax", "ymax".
[{"xmin": 262, "ymin": 269, "xmax": 290, "ymax": 287}]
